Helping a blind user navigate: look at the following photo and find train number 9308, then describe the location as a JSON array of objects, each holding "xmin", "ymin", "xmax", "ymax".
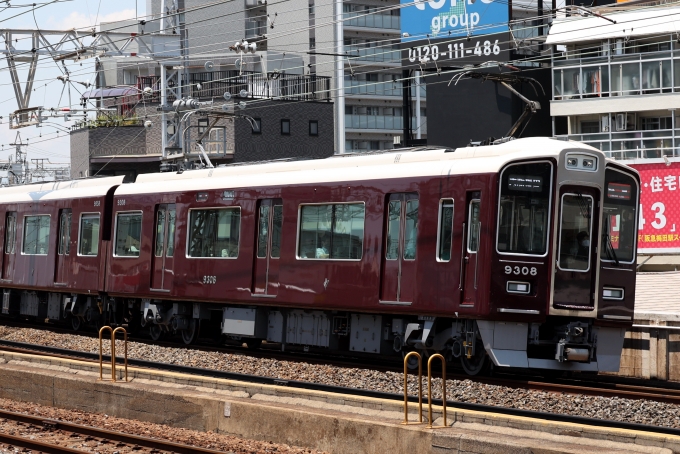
[{"xmin": 504, "ymin": 266, "xmax": 537, "ymax": 276}]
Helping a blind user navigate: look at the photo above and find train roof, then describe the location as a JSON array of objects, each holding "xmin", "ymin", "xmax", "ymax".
[
  {"xmin": 117, "ymin": 137, "xmax": 600, "ymax": 196},
  {"xmin": 0, "ymin": 176, "xmax": 124, "ymax": 204}
]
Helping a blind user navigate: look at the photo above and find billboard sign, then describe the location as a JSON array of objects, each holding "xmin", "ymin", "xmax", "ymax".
[
  {"xmin": 400, "ymin": 0, "xmax": 509, "ymax": 43},
  {"xmin": 401, "ymin": 31, "xmax": 511, "ymax": 68},
  {"xmin": 629, "ymin": 162, "xmax": 680, "ymax": 254}
]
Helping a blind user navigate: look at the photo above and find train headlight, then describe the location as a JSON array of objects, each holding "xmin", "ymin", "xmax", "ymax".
[
  {"xmin": 567, "ymin": 157, "xmax": 578, "ymax": 168},
  {"xmin": 507, "ymin": 281, "xmax": 531, "ymax": 294},
  {"xmin": 582, "ymin": 158, "xmax": 595, "ymax": 169},
  {"xmin": 603, "ymin": 287, "xmax": 624, "ymax": 300}
]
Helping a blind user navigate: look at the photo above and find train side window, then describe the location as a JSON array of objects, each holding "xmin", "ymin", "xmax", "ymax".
[
  {"xmin": 271, "ymin": 205, "xmax": 283, "ymax": 258},
  {"xmin": 187, "ymin": 208, "xmax": 241, "ymax": 258},
  {"xmin": 437, "ymin": 199, "xmax": 454, "ymax": 261},
  {"xmin": 404, "ymin": 199, "xmax": 418, "ymax": 260},
  {"xmin": 298, "ymin": 203, "xmax": 364, "ymax": 260},
  {"xmin": 22, "ymin": 215, "xmax": 50, "ymax": 255},
  {"xmin": 257, "ymin": 205, "xmax": 270, "ymax": 258},
  {"xmin": 78, "ymin": 214, "xmax": 100, "ymax": 256},
  {"xmin": 114, "ymin": 212, "xmax": 143, "ymax": 257},
  {"xmin": 4, "ymin": 213, "xmax": 16, "ymax": 254},
  {"xmin": 155, "ymin": 208, "xmax": 166, "ymax": 257},
  {"xmin": 58, "ymin": 210, "xmax": 72, "ymax": 256},
  {"xmin": 167, "ymin": 208, "xmax": 176, "ymax": 258}
]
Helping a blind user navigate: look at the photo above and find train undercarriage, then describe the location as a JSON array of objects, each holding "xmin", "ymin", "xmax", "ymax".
[{"xmin": 0, "ymin": 288, "xmax": 626, "ymax": 376}]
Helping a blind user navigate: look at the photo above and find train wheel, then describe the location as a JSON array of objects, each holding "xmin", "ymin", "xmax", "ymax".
[
  {"xmin": 461, "ymin": 340, "xmax": 488, "ymax": 376},
  {"xmin": 71, "ymin": 316, "xmax": 82, "ymax": 332},
  {"xmin": 181, "ymin": 319, "xmax": 199, "ymax": 345},
  {"xmin": 402, "ymin": 349, "xmax": 421, "ymax": 371},
  {"xmin": 245, "ymin": 338, "xmax": 262, "ymax": 349},
  {"xmin": 149, "ymin": 324, "xmax": 163, "ymax": 341}
]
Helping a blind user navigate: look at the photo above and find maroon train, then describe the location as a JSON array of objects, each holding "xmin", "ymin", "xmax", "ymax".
[{"xmin": 0, "ymin": 137, "xmax": 639, "ymax": 374}]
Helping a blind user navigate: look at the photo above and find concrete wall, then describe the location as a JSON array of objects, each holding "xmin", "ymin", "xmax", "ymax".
[{"xmin": 69, "ymin": 129, "xmax": 91, "ymax": 179}]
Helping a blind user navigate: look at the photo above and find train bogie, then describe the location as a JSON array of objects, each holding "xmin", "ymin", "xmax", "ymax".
[{"xmin": 0, "ymin": 138, "xmax": 640, "ymax": 375}]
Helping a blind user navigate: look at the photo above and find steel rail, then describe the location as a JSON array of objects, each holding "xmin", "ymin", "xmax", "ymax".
[
  {"xmin": 0, "ymin": 408, "xmax": 227, "ymax": 454},
  {"xmin": 0, "ymin": 431, "xmax": 84, "ymax": 454},
  {"xmin": 2, "ymin": 339, "xmax": 680, "ymax": 437}
]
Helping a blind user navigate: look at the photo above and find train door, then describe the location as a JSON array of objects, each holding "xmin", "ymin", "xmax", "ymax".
[
  {"xmin": 461, "ymin": 193, "xmax": 481, "ymax": 306},
  {"xmin": 553, "ymin": 187, "xmax": 599, "ymax": 310},
  {"xmin": 380, "ymin": 193, "xmax": 419, "ymax": 304},
  {"xmin": 150, "ymin": 204, "xmax": 176, "ymax": 291},
  {"xmin": 54, "ymin": 209, "xmax": 71, "ymax": 284},
  {"xmin": 252, "ymin": 199, "xmax": 282, "ymax": 296},
  {"xmin": 2, "ymin": 212, "xmax": 16, "ymax": 281}
]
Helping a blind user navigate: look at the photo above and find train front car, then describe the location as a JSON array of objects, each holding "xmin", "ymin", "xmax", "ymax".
[{"xmin": 484, "ymin": 144, "xmax": 639, "ymax": 373}]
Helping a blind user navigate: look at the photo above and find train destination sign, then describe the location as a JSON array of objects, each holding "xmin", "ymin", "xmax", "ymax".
[
  {"xmin": 607, "ymin": 182, "xmax": 632, "ymax": 201},
  {"xmin": 507, "ymin": 175, "xmax": 543, "ymax": 192}
]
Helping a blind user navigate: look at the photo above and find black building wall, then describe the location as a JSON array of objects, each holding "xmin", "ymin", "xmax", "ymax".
[{"xmin": 425, "ymin": 66, "xmax": 553, "ymax": 149}]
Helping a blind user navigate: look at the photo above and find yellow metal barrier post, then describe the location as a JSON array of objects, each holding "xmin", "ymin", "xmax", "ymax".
[
  {"xmin": 98, "ymin": 326, "xmax": 113, "ymax": 381},
  {"xmin": 402, "ymin": 351, "xmax": 423, "ymax": 424},
  {"xmin": 427, "ymin": 353, "xmax": 447, "ymax": 429},
  {"xmin": 112, "ymin": 327, "xmax": 128, "ymax": 382}
]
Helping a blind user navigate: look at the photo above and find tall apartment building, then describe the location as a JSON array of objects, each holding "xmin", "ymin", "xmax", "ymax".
[
  {"xmin": 145, "ymin": 0, "xmax": 426, "ymax": 153},
  {"xmin": 547, "ymin": 3, "xmax": 680, "ymax": 161}
]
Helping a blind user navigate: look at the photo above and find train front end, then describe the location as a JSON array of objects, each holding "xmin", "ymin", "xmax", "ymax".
[{"xmin": 484, "ymin": 145, "xmax": 639, "ymax": 372}]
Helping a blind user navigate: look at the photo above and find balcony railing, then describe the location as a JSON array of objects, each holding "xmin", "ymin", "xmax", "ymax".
[
  {"xmin": 345, "ymin": 79, "xmax": 426, "ymax": 97},
  {"xmin": 188, "ymin": 71, "xmax": 331, "ymax": 102},
  {"xmin": 556, "ymin": 129, "xmax": 679, "ymax": 160},
  {"xmin": 345, "ymin": 114, "xmax": 427, "ymax": 134},
  {"xmin": 552, "ymin": 50, "xmax": 680, "ymax": 100},
  {"xmin": 344, "ymin": 13, "xmax": 399, "ymax": 30},
  {"xmin": 345, "ymin": 45, "xmax": 401, "ymax": 63}
]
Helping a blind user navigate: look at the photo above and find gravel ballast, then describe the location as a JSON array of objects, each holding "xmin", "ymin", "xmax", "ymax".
[{"xmin": 0, "ymin": 326, "xmax": 678, "ymax": 429}]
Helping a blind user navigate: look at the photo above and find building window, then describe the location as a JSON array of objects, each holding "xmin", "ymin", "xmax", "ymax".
[
  {"xmin": 114, "ymin": 212, "xmax": 143, "ymax": 257},
  {"xmin": 309, "ymin": 120, "xmax": 318, "ymax": 136},
  {"xmin": 198, "ymin": 118, "xmax": 209, "ymax": 134},
  {"xmin": 580, "ymin": 121, "xmax": 600, "ymax": 134},
  {"xmin": 641, "ymin": 117, "xmax": 672, "ymax": 130},
  {"xmin": 309, "ymin": 37, "xmax": 316, "ymax": 50},
  {"xmin": 281, "ymin": 119, "xmax": 291, "ymax": 135},
  {"xmin": 22, "ymin": 215, "xmax": 50, "ymax": 255},
  {"xmin": 79, "ymin": 214, "xmax": 100, "ymax": 256},
  {"xmin": 188, "ymin": 208, "xmax": 241, "ymax": 258},
  {"xmin": 298, "ymin": 203, "xmax": 365, "ymax": 260},
  {"xmin": 251, "ymin": 118, "xmax": 262, "ymax": 134}
]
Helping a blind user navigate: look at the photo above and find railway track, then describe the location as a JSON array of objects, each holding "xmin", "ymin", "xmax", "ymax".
[
  {"xmin": 3, "ymin": 338, "xmax": 680, "ymax": 438},
  {"xmin": 0, "ymin": 408, "xmax": 226, "ymax": 454}
]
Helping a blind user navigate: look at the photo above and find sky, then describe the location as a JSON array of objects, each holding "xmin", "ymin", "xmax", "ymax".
[{"xmin": 0, "ymin": 0, "xmax": 145, "ymax": 167}]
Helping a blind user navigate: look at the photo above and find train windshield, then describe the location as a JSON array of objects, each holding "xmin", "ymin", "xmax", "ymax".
[
  {"xmin": 497, "ymin": 162, "xmax": 552, "ymax": 256},
  {"xmin": 601, "ymin": 169, "xmax": 638, "ymax": 263}
]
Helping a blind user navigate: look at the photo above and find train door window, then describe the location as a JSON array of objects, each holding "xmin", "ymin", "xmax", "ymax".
[
  {"xmin": 558, "ymin": 194, "xmax": 593, "ymax": 272},
  {"xmin": 298, "ymin": 203, "xmax": 364, "ymax": 260},
  {"xmin": 467, "ymin": 201, "xmax": 481, "ymax": 253},
  {"xmin": 4, "ymin": 213, "xmax": 16, "ymax": 254},
  {"xmin": 166, "ymin": 207, "xmax": 176, "ymax": 257},
  {"xmin": 22, "ymin": 215, "xmax": 50, "ymax": 255},
  {"xmin": 78, "ymin": 214, "xmax": 100, "ymax": 256},
  {"xmin": 187, "ymin": 208, "xmax": 241, "ymax": 258},
  {"xmin": 385, "ymin": 201, "xmax": 401, "ymax": 260},
  {"xmin": 114, "ymin": 212, "xmax": 143, "ymax": 257},
  {"xmin": 58, "ymin": 210, "xmax": 72, "ymax": 255},
  {"xmin": 257, "ymin": 205, "xmax": 270, "ymax": 258},
  {"xmin": 155, "ymin": 209, "xmax": 166, "ymax": 257},
  {"xmin": 271, "ymin": 205, "xmax": 282, "ymax": 258},
  {"xmin": 403, "ymin": 200, "xmax": 418, "ymax": 260},
  {"xmin": 497, "ymin": 162, "xmax": 552, "ymax": 256},
  {"xmin": 437, "ymin": 199, "xmax": 454, "ymax": 261}
]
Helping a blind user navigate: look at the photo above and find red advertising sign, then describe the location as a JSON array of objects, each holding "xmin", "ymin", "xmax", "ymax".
[{"xmin": 629, "ymin": 162, "xmax": 680, "ymax": 254}]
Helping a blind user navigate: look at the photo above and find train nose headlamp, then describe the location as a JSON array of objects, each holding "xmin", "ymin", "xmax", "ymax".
[
  {"xmin": 582, "ymin": 158, "xmax": 595, "ymax": 169},
  {"xmin": 567, "ymin": 157, "xmax": 578, "ymax": 167}
]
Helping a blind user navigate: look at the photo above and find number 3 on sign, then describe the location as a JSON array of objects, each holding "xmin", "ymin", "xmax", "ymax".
[{"xmin": 640, "ymin": 203, "xmax": 667, "ymax": 230}]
